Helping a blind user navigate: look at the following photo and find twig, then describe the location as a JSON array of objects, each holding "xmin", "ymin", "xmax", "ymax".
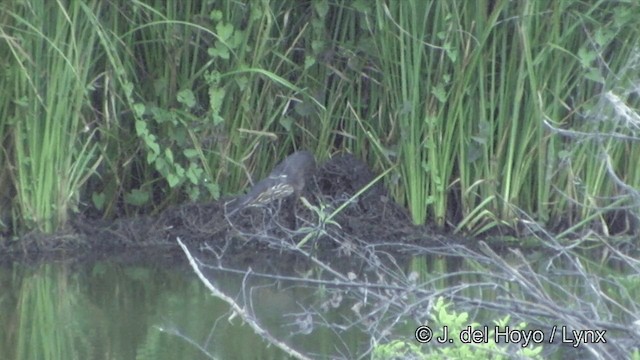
[{"xmin": 176, "ymin": 237, "xmax": 312, "ymax": 360}]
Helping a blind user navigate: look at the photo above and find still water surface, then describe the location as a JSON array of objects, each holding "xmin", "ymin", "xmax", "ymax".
[
  {"xmin": 3, "ymin": 243, "xmax": 632, "ymax": 359},
  {"xmin": 1, "ymin": 248, "xmax": 363, "ymax": 360}
]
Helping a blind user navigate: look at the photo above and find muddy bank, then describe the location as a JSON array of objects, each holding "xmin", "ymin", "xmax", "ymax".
[{"xmin": 3, "ymin": 153, "xmax": 456, "ymax": 257}]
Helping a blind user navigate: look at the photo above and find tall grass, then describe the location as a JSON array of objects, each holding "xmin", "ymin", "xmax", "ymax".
[
  {"xmin": 86, "ymin": 1, "xmax": 325, "ymax": 212},
  {"xmin": 0, "ymin": 21, "xmax": 10, "ymax": 233},
  {"xmin": 372, "ymin": 1, "xmax": 467, "ymax": 226},
  {"xmin": 2, "ymin": 1, "xmax": 101, "ymax": 233},
  {"xmin": 1, "ymin": 0, "xmax": 638, "ymax": 237},
  {"xmin": 366, "ymin": 0, "xmax": 640, "ymax": 232}
]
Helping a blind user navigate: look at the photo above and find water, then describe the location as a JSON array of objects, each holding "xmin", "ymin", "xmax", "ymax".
[
  {"xmin": 0, "ymin": 249, "xmax": 320, "ymax": 359},
  {"xmin": 2, "ymin": 241, "xmax": 637, "ymax": 359}
]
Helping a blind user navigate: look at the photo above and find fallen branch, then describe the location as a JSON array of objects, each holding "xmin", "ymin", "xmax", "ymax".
[{"xmin": 176, "ymin": 237, "xmax": 312, "ymax": 360}]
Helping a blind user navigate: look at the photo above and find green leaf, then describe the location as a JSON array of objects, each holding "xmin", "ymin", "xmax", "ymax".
[
  {"xmin": 91, "ymin": 192, "xmax": 105, "ymax": 210},
  {"xmin": 279, "ymin": 116, "xmax": 293, "ymax": 131},
  {"xmin": 577, "ymin": 47, "xmax": 596, "ymax": 68},
  {"xmin": 133, "ymin": 103, "xmax": 146, "ymax": 118},
  {"xmin": 304, "ymin": 56, "xmax": 316, "ymax": 69},
  {"xmin": 183, "ymin": 148, "xmax": 199, "ymax": 158},
  {"xmin": 216, "ymin": 22, "xmax": 234, "ymax": 42},
  {"xmin": 444, "ymin": 43, "xmax": 458, "ymax": 63},
  {"xmin": 125, "ymin": 189, "xmax": 150, "ymax": 206},
  {"xmin": 432, "ymin": 83, "xmax": 447, "ymax": 103},
  {"xmin": 122, "ymin": 81, "xmax": 133, "ymax": 98},
  {"xmin": 229, "ymin": 30, "xmax": 246, "ymax": 49},
  {"xmin": 208, "ymin": 44, "xmax": 229, "ymax": 59},
  {"xmin": 164, "ymin": 148, "xmax": 174, "ymax": 163},
  {"xmin": 167, "ymin": 173, "xmax": 180, "ymax": 188},
  {"xmin": 174, "ymin": 163, "xmax": 185, "ymax": 177},
  {"xmin": 146, "ymin": 151, "xmax": 157, "ymax": 164},
  {"xmin": 206, "ymin": 182, "xmax": 220, "ymax": 199},
  {"xmin": 155, "ymin": 157, "xmax": 168, "ymax": 173},
  {"xmin": 235, "ymin": 76, "xmax": 249, "ymax": 90},
  {"xmin": 135, "ymin": 120, "xmax": 148, "ymax": 136},
  {"xmin": 584, "ymin": 69, "xmax": 604, "ymax": 84},
  {"xmin": 249, "ymin": 5, "xmax": 262, "ymax": 21},
  {"xmin": 177, "ymin": 89, "xmax": 196, "ymax": 108},
  {"xmin": 209, "ymin": 86, "xmax": 226, "ymax": 120},
  {"xmin": 148, "ymin": 138, "xmax": 160, "ymax": 156},
  {"xmin": 186, "ymin": 164, "xmax": 203, "ymax": 184},
  {"xmin": 209, "ymin": 10, "xmax": 222, "ymax": 22},
  {"xmin": 313, "ymin": 0, "xmax": 329, "ymax": 17}
]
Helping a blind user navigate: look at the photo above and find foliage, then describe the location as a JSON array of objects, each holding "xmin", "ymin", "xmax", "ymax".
[
  {"xmin": 0, "ymin": 0, "xmax": 639, "ymax": 237},
  {"xmin": 1, "ymin": 1, "xmax": 101, "ymax": 232},
  {"xmin": 373, "ymin": 297, "xmax": 543, "ymax": 360}
]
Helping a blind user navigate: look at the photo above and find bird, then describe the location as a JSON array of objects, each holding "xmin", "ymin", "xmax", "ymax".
[{"xmin": 226, "ymin": 150, "xmax": 316, "ymax": 216}]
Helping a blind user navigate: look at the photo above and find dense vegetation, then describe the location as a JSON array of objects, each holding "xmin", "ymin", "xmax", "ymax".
[{"xmin": 1, "ymin": 0, "xmax": 639, "ymax": 239}]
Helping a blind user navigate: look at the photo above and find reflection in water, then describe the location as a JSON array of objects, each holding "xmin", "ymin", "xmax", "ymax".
[
  {"xmin": 3, "ymin": 240, "xmax": 636, "ymax": 359},
  {"xmin": 1, "ymin": 250, "xmax": 354, "ymax": 360},
  {"xmin": 0, "ymin": 250, "xmax": 370, "ymax": 360}
]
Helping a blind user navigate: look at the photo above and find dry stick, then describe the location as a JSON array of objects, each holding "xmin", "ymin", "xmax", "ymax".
[
  {"xmin": 176, "ymin": 237, "xmax": 312, "ymax": 360},
  {"xmin": 477, "ymin": 242, "xmax": 629, "ymax": 359}
]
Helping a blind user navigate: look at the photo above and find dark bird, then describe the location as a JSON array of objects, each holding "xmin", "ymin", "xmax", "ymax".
[{"xmin": 226, "ymin": 150, "xmax": 316, "ymax": 216}]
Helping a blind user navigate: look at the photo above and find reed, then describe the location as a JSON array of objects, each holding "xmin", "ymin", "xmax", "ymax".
[
  {"xmin": 1, "ymin": 0, "xmax": 638, "ymax": 237},
  {"xmin": 3, "ymin": 1, "xmax": 101, "ymax": 232}
]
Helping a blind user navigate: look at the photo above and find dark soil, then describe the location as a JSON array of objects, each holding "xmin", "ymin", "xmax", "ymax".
[{"xmin": 2, "ymin": 153, "xmax": 458, "ymax": 258}]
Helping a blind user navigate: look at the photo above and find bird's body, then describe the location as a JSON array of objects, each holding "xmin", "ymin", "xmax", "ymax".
[{"xmin": 227, "ymin": 150, "xmax": 316, "ymax": 216}]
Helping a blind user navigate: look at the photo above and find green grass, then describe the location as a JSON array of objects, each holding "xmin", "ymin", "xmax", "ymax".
[
  {"xmin": 2, "ymin": 1, "xmax": 101, "ymax": 232},
  {"xmin": 0, "ymin": 0, "xmax": 638, "ymax": 238}
]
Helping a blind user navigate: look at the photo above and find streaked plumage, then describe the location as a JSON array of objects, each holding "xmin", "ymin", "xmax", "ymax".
[{"xmin": 227, "ymin": 150, "xmax": 316, "ymax": 216}]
